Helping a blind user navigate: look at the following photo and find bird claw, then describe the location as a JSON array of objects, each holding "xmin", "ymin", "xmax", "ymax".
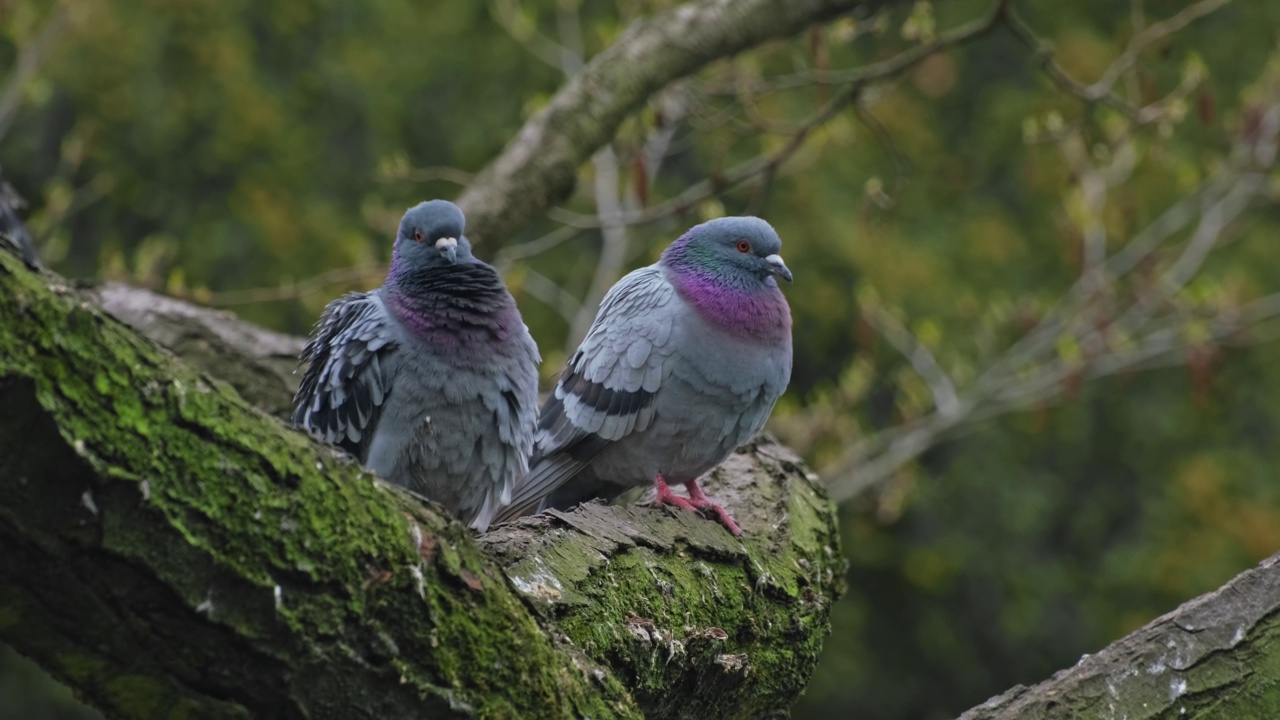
[{"xmin": 652, "ymin": 476, "xmax": 743, "ymax": 537}]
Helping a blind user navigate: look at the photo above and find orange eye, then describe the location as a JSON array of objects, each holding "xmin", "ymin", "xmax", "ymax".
[
  {"xmin": 413, "ymin": 229, "xmax": 425, "ymax": 243},
  {"xmin": 736, "ymin": 240, "xmax": 751, "ymax": 253}
]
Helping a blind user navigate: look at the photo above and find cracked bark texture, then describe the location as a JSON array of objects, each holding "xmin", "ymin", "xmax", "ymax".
[
  {"xmin": 0, "ymin": 251, "xmax": 843, "ymax": 718},
  {"xmin": 960, "ymin": 552, "xmax": 1280, "ymax": 720}
]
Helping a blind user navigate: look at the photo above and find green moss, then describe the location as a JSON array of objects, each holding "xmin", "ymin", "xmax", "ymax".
[
  {"xmin": 105, "ymin": 675, "xmax": 165, "ymax": 716},
  {"xmin": 0, "ymin": 252, "xmax": 640, "ymax": 719},
  {"xmin": 56, "ymin": 653, "xmax": 108, "ymax": 684},
  {"xmin": 510, "ymin": 448, "xmax": 846, "ymax": 719},
  {"xmin": 1, "ymin": 252, "xmax": 844, "ymax": 719}
]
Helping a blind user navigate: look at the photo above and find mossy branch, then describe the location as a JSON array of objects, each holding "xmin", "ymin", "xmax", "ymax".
[
  {"xmin": 8, "ymin": 251, "xmax": 1280, "ymax": 720},
  {"xmin": 0, "ymin": 252, "xmax": 844, "ymax": 718},
  {"xmin": 960, "ymin": 551, "xmax": 1280, "ymax": 720}
]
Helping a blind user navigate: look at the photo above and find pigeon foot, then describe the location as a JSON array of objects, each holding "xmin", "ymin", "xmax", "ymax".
[{"xmin": 652, "ymin": 474, "xmax": 742, "ymax": 536}]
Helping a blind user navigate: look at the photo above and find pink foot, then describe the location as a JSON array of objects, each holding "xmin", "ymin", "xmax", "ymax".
[{"xmin": 652, "ymin": 475, "xmax": 742, "ymax": 536}]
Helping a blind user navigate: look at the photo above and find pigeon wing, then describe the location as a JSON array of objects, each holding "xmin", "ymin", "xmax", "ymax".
[
  {"xmin": 292, "ymin": 291, "xmax": 399, "ymax": 461},
  {"xmin": 497, "ymin": 266, "xmax": 677, "ymax": 521}
]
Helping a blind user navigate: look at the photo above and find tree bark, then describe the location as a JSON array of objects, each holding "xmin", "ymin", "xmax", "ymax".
[
  {"xmin": 959, "ymin": 552, "xmax": 1280, "ymax": 720},
  {"xmin": 455, "ymin": 0, "xmax": 894, "ymax": 246},
  {"xmin": 0, "ymin": 251, "xmax": 844, "ymax": 718},
  {"xmin": 8, "ymin": 252, "xmax": 1280, "ymax": 720}
]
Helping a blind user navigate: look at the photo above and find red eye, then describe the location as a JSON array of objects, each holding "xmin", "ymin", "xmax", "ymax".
[
  {"xmin": 736, "ymin": 240, "xmax": 751, "ymax": 253},
  {"xmin": 413, "ymin": 230, "xmax": 425, "ymax": 243}
]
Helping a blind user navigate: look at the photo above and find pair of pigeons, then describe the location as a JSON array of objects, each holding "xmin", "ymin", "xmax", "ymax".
[{"xmin": 292, "ymin": 200, "xmax": 792, "ymax": 536}]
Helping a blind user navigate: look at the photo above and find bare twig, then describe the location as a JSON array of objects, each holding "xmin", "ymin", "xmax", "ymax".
[
  {"xmin": 489, "ymin": 0, "xmax": 572, "ymax": 70},
  {"xmin": 492, "ymin": 224, "xmax": 581, "ymax": 270},
  {"xmin": 862, "ymin": 304, "xmax": 960, "ymax": 418},
  {"xmin": 1007, "ymin": 0, "xmax": 1227, "ymax": 123},
  {"xmin": 529, "ymin": 0, "xmax": 634, "ymax": 349},
  {"xmin": 821, "ymin": 32, "xmax": 1278, "ymax": 501},
  {"xmin": 542, "ymin": 1, "xmax": 1008, "ymax": 233},
  {"xmin": 518, "ymin": 267, "xmax": 583, "ymax": 324},
  {"xmin": 822, "ymin": 82, "xmax": 1279, "ymax": 501},
  {"xmin": 1089, "ymin": 0, "xmax": 1231, "ymax": 98},
  {"xmin": 203, "ymin": 264, "xmax": 385, "ymax": 307},
  {"xmin": 456, "ymin": 0, "xmax": 917, "ymax": 245},
  {"xmin": 712, "ymin": 0, "xmax": 1008, "ymax": 96},
  {"xmin": 382, "ymin": 164, "xmax": 475, "ymax": 187}
]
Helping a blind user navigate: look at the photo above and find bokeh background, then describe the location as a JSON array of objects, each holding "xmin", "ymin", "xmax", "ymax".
[{"xmin": 2, "ymin": 0, "xmax": 1279, "ymax": 718}]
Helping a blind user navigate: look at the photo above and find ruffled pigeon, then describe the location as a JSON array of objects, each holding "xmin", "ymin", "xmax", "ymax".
[
  {"xmin": 292, "ymin": 200, "xmax": 540, "ymax": 531},
  {"xmin": 496, "ymin": 216, "xmax": 793, "ymax": 535}
]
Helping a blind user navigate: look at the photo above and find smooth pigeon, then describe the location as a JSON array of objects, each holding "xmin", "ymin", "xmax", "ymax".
[
  {"xmin": 495, "ymin": 216, "xmax": 793, "ymax": 535},
  {"xmin": 292, "ymin": 200, "xmax": 540, "ymax": 531}
]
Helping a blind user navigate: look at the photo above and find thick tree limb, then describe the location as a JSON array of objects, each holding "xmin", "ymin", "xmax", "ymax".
[
  {"xmin": 87, "ymin": 283, "xmax": 304, "ymax": 418},
  {"xmin": 0, "ymin": 251, "xmax": 843, "ymax": 718},
  {"xmin": 960, "ymin": 552, "xmax": 1280, "ymax": 719},
  {"xmin": 455, "ymin": 0, "xmax": 894, "ymax": 245},
  {"xmin": 8, "ymin": 250, "xmax": 1280, "ymax": 719}
]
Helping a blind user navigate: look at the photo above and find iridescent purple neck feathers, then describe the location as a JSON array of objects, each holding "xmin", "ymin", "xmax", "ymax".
[
  {"xmin": 384, "ymin": 259, "xmax": 521, "ymax": 354},
  {"xmin": 662, "ymin": 258, "xmax": 791, "ymax": 345}
]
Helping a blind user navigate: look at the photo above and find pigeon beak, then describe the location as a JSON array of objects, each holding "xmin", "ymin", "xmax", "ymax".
[
  {"xmin": 764, "ymin": 254, "xmax": 793, "ymax": 283},
  {"xmin": 435, "ymin": 236, "xmax": 459, "ymax": 264}
]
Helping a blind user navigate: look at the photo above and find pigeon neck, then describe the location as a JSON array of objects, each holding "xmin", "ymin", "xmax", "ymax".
[
  {"xmin": 662, "ymin": 260, "xmax": 790, "ymax": 345},
  {"xmin": 384, "ymin": 261, "xmax": 520, "ymax": 352}
]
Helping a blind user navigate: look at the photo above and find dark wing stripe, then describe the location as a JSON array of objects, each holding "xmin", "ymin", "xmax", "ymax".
[
  {"xmin": 494, "ymin": 267, "xmax": 675, "ymax": 524},
  {"xmin": 558, "ymin": 366, "xmax": 657, "ymax": 416}
]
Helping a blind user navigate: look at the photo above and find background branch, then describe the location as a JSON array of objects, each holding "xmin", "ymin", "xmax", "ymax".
[{"xmin": 455, "ymin": 0, "xmax": 902, "ymax": 245}]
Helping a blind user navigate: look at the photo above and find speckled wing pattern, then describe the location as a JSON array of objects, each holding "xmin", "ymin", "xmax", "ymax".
[
  {"xmin": 291, "ymin": 291, "xmax": 399, "ymax": 461},
  {"xmin": 498, "ymin": 266, "xmax": 676, "ymax": 520},
  {"xmin": 499, "ymin": 266, "xmax": 680, "ymax": 517}
]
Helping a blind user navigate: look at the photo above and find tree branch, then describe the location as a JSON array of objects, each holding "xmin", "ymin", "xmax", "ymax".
[
  {"xmin": 0, "ymin": 252, "xmax": 844, "ymax": 719},
  {"xmin": 960, "ymin": 551, "xmax": 1280, "ymax": 719},
  {"xmin": 455, "ymin": 0, "xmax": 899, "ymax": 245},
  {"xmin": 821, "ymin": 62, "xmax": 1280, "ymax": 503}
]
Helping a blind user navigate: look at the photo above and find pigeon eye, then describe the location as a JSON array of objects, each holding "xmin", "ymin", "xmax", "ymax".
[
  {"xmin": 736, "ymin": 240, "xmax": 751, "ymax": 253},
  {"xmin": 413, "ymin": 229, "xmax": 425, "ymax": 243}
]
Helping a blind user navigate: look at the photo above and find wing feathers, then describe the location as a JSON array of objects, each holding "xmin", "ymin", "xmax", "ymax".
[
  {"xmin": 292, "ymin": 292, "xmax": 399, "ymax": 460},
  {"xmin": 496, "ymin": 267, "xmax": 676, "ymax": 521}
]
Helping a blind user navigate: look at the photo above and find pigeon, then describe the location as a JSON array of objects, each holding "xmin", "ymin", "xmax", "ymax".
[
  {"xmin": 495, "ymin": 216, "xmax": 793, "ymax": 536},
  {"xmin": 292, "ymin": 200, "xmax": 540, "ymax": 531},
  {"xmin": 0, "ymin": 166, "xmax": 40, "ymax": 270}
]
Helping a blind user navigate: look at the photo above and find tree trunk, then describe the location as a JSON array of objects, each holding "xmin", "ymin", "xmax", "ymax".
[{"xmin": 0, "ymin": 251, "xmax": 844, "ymax": 718}]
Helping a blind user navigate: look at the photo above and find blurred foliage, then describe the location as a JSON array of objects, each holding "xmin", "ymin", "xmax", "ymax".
[{"xmin": 3, "ymin": 0, "xmax": 1280, "ymax": 718}]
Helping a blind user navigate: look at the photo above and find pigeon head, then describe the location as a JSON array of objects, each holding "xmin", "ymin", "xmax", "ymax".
[
  {"xmin": 661, "ymin": 216, "xmax": 793, "ymax": 288},
  {"xmin": 392, "ymin": 200, "xmax": 473, "ymax": 270}
]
